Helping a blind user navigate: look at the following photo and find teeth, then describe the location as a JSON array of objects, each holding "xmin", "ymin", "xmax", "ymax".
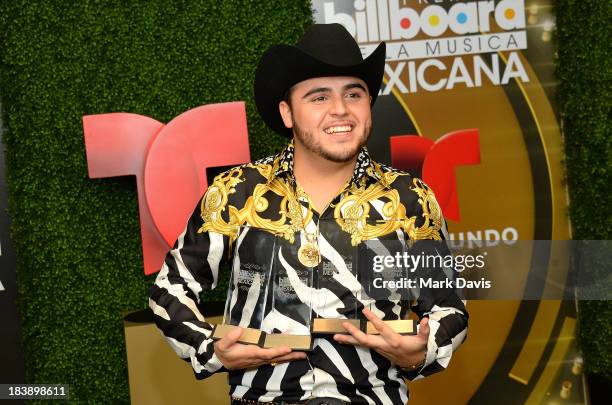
[{"xmin": 325, "ymin": 125, "xmax": 352, "ymax": 134}]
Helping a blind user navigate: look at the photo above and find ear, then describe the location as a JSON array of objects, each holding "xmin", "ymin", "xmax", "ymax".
[{"xmin": 279, "ymin": 100, "xmax": 293, "ymax": 129}]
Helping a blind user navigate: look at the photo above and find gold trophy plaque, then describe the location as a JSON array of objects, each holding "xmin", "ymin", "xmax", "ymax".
[
  {"xmin": 366, "ymin": 319, "xmax": 417, "ymax": 335},
  {"xmin": 211, "ymin": 324, "xmax": 264, "ymax": 345},
  {"xmin": 262, "ymin": 333, "xmax": 312, "ymax": 351},
  {"xmin": 311, "ymin": 318, "xmax": 362, "ymax": 334}
]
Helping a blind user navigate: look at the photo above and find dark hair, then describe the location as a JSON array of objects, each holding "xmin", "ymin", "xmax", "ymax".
[{"xmin": 282, "ymin": 86, "xmax": 294, "ymax": 107}]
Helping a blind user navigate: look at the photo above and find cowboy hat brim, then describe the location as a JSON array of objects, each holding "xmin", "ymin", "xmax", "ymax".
[{"xmin": 254, "ymin": 42, "xmax": 386, "ymax": 138}]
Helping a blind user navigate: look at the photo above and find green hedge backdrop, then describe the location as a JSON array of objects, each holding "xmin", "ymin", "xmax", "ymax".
[
  {"xmin": 0, "ymin": 0, "xmax": 609, "ymax": 403},
  {"xmin": 0, "ymin": 0, "xmax": 312, "ymax": 402},
  {"xmin": 555, "ymin": 0, "xmax": 612, "ymax": 381}
]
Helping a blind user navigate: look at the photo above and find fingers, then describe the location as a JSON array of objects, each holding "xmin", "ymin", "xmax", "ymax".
[
  {"xmin": 333, "ymin": 333, "xmax": 360, "ymax": 345},
  {"xmin": 268, "ymin": 351, "xmax": 308, "ymax": 364},
  {"xmin": 216, "ymin": 326, "xmax": 243, "ymax": 351},
  {"xmin": 334, "ymin": 332, "xmax": 396, "ymax": 364},
  {"xmin": 253, "ymin": 346, "xmax": 293, "ymax": 361},
  {"xmin": 419, "ymin": 317, "xmax": 430, "ymax": 338},
  {"xmin": 339, "ymin": 320, "xmax": 381, "ymax": 348},
  {"xmin": 362, "ymin": 309, "xmax": 397, "ymax": 339},
  {"xmin": 232, "ymin": 345, "xmax": 306, "ymax": 369},
  {"xmin": 362, "ymin": 308, "xmax": 403, "ymax": 349}
]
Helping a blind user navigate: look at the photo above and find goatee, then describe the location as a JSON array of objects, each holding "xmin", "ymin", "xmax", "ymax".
[{"xmin": 292, "ymin": 121, "xmax": 372, "ymax": 163}]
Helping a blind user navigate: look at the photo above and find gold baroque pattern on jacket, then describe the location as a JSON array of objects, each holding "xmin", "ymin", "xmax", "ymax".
[
  {"xmin": 410, "ymin": 178, "xmax": 443, "ymax": 240},
  {"xmin": 197, "ymin": 159, "xmax": 443, "ymax": 246},
  {"xmin": 197, "ymin": 166, "xmax": 245, "ymax": 240},
  {"xmin": 197, "ymin": 161, "xmax": 313, "ymax": 244},
  {"xmin": 334, "ymin": 171, "xmax": 408, "ymax": 245},
  {"xmin": 334, "ymin": 174, "xmax": 443, "ymax": 244},
  {"xmin": 240, "ymin": 177, "xmax": 313, "ymax": 243}
]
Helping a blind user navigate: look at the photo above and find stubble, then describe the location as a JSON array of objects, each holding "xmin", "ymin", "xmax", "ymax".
[{"xmin": 292, "ymin": 118, "xmax": 372, "ymax": 163}]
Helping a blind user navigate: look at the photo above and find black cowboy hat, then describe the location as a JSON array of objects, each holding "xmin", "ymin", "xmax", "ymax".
[{"xmin": 254, "ymin": 23, "xmax": 386, "ymax": 138}]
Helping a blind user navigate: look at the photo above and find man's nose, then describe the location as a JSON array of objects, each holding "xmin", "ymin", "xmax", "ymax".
[{"xmin": 329, "ymin": 96, "xmax": 348, "ymax": 116}]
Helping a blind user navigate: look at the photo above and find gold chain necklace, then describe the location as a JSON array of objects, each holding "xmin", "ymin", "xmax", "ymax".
[
  {"xmin": 293, "ymin": 184, "xmax": 321, "ymax": 268},
  {"xmin": 297, "ymin": 226, "xmax": 321, "ymax": 267},
  {"xmin": 293, "ymin": 176, "xmax": 353, "ymax": 267}
]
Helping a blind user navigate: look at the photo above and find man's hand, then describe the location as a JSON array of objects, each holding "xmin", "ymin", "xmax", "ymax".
[
  {"xmin": 333, "ymin": 308, "xmax": 429, "ymax": 369},
  {"xmin": 214, "ymin": 327, "xmax": 307, "ymax": 370}
]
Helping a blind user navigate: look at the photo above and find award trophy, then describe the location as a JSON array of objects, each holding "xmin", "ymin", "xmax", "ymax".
[
  {"xmin": 212, "ymin": 226, "xmax": 314, "ymax": 351},
  {"xmin": 211, "ymin": 225, "xmax": 275, "ymax": 346},
  {"xmin": 357, "ymin": 219, "xmax": 417, "ymax": 336},
  {"xmin": 261, "ymin": 231, "xmax": 314, "ymax": 351},
  {"xmin": 310, "ymin": 219, "xmax": 362, "ymax": 335}
]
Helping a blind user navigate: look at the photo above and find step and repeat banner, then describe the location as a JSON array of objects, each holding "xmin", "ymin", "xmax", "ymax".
[
  {"xmin": 1, "ymin": 1, "xmax": 594, "ymax": 403},
  {"xmin": 0, "ymin": 109, "xmax": 25, "ymax": 385},
  {"xmin": 312, "ymin": 0, "xmax": 585, "ymax": 404}
]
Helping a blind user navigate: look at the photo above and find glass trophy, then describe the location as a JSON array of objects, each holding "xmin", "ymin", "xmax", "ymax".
[
  {"xmin": 211, "ymin": 226, "xmax": 314, "ymax": 351},
  {"xmin": 211, "ymin": 225, "xmax": 274, "ymax": 346},
  {"xmin": 261, "ymin": 230, "xmax": 314, "ymax": 351},
  {"xmin": 310, "ymin": 219, "xmax": 362, "ymax": 335},
  {"xmin": 357, "ymin": 219, "xmax": 417, "ymax": 336}
]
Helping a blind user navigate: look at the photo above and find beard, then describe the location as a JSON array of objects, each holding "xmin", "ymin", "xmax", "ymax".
[{"xmin": 292, "ymin": 119, "xmax": 372, "ymax": 163}]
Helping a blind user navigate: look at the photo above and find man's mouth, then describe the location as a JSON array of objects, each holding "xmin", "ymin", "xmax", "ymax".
[{"xmin": 324, "ymin": 125, "xmax": 354, "ymax": 135}]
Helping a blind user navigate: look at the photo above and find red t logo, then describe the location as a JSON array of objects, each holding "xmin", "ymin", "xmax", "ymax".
[
  {"xmin": 83, "ymin": 102, "xmax": 251, "ymax": 275},
  {"xmin": 390, "ymin": 129, "xmax": 481, "ymax": 222}
]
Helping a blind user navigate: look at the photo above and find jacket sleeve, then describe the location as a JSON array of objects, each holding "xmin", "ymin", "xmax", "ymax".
[
  {"xmin": 148, "ymin": 191, "xmax": 231, "ymax": 380},
  {"xmin": 399, "ymin": 178, "xmax": 469, "ymax": 381}
]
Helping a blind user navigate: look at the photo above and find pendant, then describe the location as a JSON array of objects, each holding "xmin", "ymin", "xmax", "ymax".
[{"xmin": 298, "ymin": 242, "xmax": 321, "ymax": 267}]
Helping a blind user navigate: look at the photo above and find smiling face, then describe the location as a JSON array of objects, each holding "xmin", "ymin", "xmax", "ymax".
[{"xmin": 279, "ymin": 76, "xmax": 372, "ymax": 163}]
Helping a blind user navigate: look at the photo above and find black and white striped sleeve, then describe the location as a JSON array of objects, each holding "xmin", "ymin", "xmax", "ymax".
[
  {"xmin": 148, "ymin": 194, "xmax": 229, "ymax": 380},
  {"xmin": 401, "ymin": 183, "xmax": 469, "ymax": 381}
]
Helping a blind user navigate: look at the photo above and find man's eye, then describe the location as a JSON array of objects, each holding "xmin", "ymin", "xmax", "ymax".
[
  {"xmin": 346, "ymin": 92, "xmax": 362, "ymax": 99},
  {"xmin": 312, "ymin": 96, "xmax": 327, "ymax": 102}
]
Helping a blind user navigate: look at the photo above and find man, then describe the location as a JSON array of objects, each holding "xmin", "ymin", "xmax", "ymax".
[{"xmin": 149, "ymin": 24, "xmax": 468, "ymax": 404}]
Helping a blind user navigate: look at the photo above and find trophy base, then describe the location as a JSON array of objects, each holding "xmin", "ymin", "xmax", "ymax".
[
  {"xmin": 211, "ymin": 324, "xmax": 312, "ymax": 351},
  {"xmin": 366, "ymin": 319, "xmax": 417, "ymax": 335},
  {"xmin": 311, "ymin": 318, "xmax": 362, "ymax": 334},
  {"xmin": 211, "ymin": 324, "xmax": 264, "ymax": 346},
  {"xmin": 263, "ymin": 333, "xmax": 313, "ymax": 351}
]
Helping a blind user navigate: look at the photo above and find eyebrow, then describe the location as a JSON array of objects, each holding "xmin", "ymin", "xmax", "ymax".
[
  {"xmin": 344, "ymin": 83, "xmax": 368, "ymax": 93},
  {"xmin": 301, "ymin": 82, "xmax": 368, "ymax": 99}
]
